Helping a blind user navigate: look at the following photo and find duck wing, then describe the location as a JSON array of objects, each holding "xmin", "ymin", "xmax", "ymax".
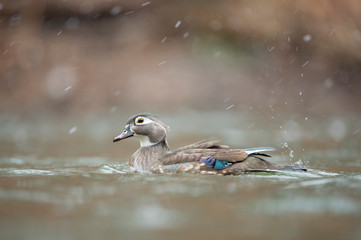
[
  {"xmin": 161, "ymin": 140, "xmax": 230, "ymax": 165},
  {"xmin": 162, "ymin": 140, "xmax": 275, "ymax": 165},
  {"xmin": 170, "ymin": 139, "xmax": 229, "ymax": 153},
  {"xmin": 162, "ymin": 143, "xmax": 307, "ymax": 174}
]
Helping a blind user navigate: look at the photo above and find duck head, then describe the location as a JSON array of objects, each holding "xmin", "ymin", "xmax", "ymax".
[{"xmin": 113, "ymin": 113, "xmax": 169, "ymax": 147}]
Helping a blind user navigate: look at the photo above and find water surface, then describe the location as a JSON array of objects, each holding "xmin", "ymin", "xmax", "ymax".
[{"xmin": 1, "ymin": 112, "xmax": 361, "ymax": 240}]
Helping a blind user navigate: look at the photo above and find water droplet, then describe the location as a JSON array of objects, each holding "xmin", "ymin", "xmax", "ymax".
[
  {"xmin": 175, "ymin": 20, "xmax": 182, "ymax": 28},
  {"xmin": 64, "ymin": 86, "xmax": 72, "ymax": 92},
  {"xmin": 226, "ymin": 105, "xmax": 234, "ymax": 110},
  {"xmin": 268, "ymin": 46, "xmax": 275, "ymax": 52},
  {"xmin": 124, "ymin": 11, "xmax": 134, "ymax": 15},
  {"xmin": 161, "ymin": 37, "xmax": 167, "ymax": 43},
  {"xmin": 183, "ymin": 32, "xmax": 189, "ymax": 38},
  {"xmin": 69, "ymin": 126, "xmax": 77, "ymax": 135},
  {"xmin": 110, "ymin": 6, "xmax": 122, "ymax": 15},
  {"xmin": 303, "ymin": 34, "xmax": 312, "ymax": 42},
  {"xmin": 142, "ymin": 1, "xmax": 151, "ymax": 7},
  {"xmin": 299, "ymin": 91, "xmax": 302, "ymax": 96},
  {"xmin": 289, "ymin": 150, "xmax": 294, "ymax": 158},
  {"xmin": 158, "ymin": 61, "xmax": 166, "ymax": 66},
  {"xmin": 302, "ymin": 61, "xmax": 310, "ymax": 67}
]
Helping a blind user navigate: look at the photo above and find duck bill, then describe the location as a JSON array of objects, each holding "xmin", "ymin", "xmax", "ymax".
[{"xmin": 113, "ymin": 125, "xmax": 134, "ymax": 142}]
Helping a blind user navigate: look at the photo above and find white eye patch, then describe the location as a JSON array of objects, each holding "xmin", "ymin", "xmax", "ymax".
[{"xmin": 134, "ymin": 116, "xmax": 154, "ymax": 126}]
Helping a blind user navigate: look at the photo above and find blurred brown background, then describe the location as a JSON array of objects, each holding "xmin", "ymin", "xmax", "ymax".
[
  {"xmin": 1, "ymin": 3, "xmax": 361, "ymax": 240},
  {"xmin": 1, "ymin": 0, "xmax": 361, "ymax": 117}
]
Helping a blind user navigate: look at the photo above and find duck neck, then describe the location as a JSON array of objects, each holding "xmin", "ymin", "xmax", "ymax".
[
  {"xmin": 138, "ymin": 135, "xmax": 169, "ymax": 149},
  {"xmin": 142, "ymin": 138, "xmax": 169, "ymax": 154},
  {"xmin": 132, "ymin": 138, "xmax": 169, "ymax": 173}
]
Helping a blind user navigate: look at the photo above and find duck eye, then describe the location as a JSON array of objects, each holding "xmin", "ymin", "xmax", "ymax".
[{"xmin": 135, "ymin": 117, "xmax": 144, "ymax": 124}]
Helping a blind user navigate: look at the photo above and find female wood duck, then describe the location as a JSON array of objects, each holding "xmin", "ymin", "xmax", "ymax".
[{"xmin": 113, "ymin": 113, "xmax": 306, "ymax": 175}]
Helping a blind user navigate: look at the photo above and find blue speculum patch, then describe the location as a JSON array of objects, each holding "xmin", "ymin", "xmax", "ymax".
[{"xmin": 201, "ymin": 157, "xmax": 232, "ymax": 170}]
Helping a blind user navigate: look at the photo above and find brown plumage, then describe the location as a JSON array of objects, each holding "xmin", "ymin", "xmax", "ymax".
[{"xmin": 113, "ymin": 113, "xmax": 306, "ymax": 175}]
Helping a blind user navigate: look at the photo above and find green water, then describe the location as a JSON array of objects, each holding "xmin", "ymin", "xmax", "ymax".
[{"xmin": 1, "ymin": 112, "xmax": 361, "ymax": 240}]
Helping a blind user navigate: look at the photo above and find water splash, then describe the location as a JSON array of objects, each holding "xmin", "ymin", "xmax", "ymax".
[{"xmin": 289, "ymin": 150, "xmax": 294, "ymax": 158}]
